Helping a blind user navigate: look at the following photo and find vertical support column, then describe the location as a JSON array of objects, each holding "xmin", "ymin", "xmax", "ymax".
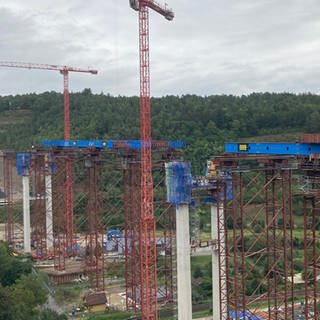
[
  {"xmin": 3, "ymin": 153, "xmax": 14, "ymax": 245},
  {"xmin": 31, "ymin": 155, "xmax": 47, "ymax": 259},
  {"xmin": 217, "ymin": 198, "xmax": 228, "ymax": 320},
  {"xmin": 53, "ymin": 157, "xmax": 66, "ymax": 271},
  {"xmin": 23, "ymin": 175, "xmax": 31, "ymax": 253},
  {"xmin": 163, "ymin": 204, "xmax": 175, "ymax": 304},
  {"xmin": 176, "ymin": 204, "xmax": 192, "ymax": 320},
  {"xmin": 85, "ymin": 154, "xmax": 105, "ymax": 292},
  {"xmin": 280, "ymin": 169, "xmax": 294, "ymax": 319},
  {"xmin": 227, "ymin": 171, "xmax": 244, "ymax": 317},
  {"xmin": 165, "ymin": 162, "xmax": 192, "ymax": 320},
  {"xmin": 123, "ymin": 159, "xmax": 131, "ymax": 310},
  {"xmin": 65, "ymin": 157, "xmax": 74, "ymax": 255},
  {"xmin": 211, "ymin": 203, "xmax": 220, "ymax": 319},
  {"xmin": 124, "ymin": 158, "xmax": 141, "ymax": 312},
  {"xmin": 303, "ymin": 195, "xmax": 319, "ymax": 320},
  {"xmin": 45, "ymin": 174, "xmax": 53, "ymax": 250}
]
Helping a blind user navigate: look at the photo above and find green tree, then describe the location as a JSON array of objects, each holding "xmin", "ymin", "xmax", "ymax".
[
  {"xmin": 37, "ymin": 309, "xmax": 68, "ymax": 320},
  {"xmin": 12, "ymin": 274, "xmax": 47, "ymax": 309},
  {"xmin": 0, "ymin": 241, "xmax": 32, "ymax": 286},
  {"xmin": 0, "ymin": 285, "xmax": 14, "ymax": 320}
]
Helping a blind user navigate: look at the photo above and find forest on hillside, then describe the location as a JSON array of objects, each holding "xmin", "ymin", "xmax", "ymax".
[{"xmin": 1, "ymin": 91, "xmax": 320, "ymax": 173}]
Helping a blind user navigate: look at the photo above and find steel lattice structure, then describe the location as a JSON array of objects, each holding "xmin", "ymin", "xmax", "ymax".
[
  {"xmin": 123, "ymin": 150, "xmax": 180, "ymax": 314},
  {"xmin": 158, "ymin": 203, "xmax": 176, "ymax": 306},
  {"xmin": 219, "ymin": 141, "xmax": 320, "ymax": 319},
  {"xmin": 302, "ymin": 195, "xmax": 319, "ymax": 319},
  {"xmin": 37, "ymin": 142, "xmax": 181, "ymax": 300},
  {"xmin": 213, "ymin": 155, "xmax": 297, "ymax": 320},
  {"xmin": 3, "ymin": 152, "xmax": 15, "ymax": 245},
  {"xmin": 30, "ymin": 154, "xmax": 47, "ymax": 259},
  {"xmin": 84, "ymin": 153, "xmax": 105, "ymax": 291},
  {"xmin": 299, "ymin": 160, "xmax": 320, "ymax": 320},
  {"xmin": 138, "ymin": 3, "xmax": 159, "ymax": 317},
  {"xmin": 129, "ymin": 1, "xmax": 174, "ymax": 318},
  {"xmin": 124, "ymin": 156, "xmax": 141, "ymax": 312},
  {"xmin": 154, "ymin": 163, "xmax": 176, "ymax": 307},
  {"xmin": 52, "ymin": 155, "xmax": 68, "ymax": 270}
]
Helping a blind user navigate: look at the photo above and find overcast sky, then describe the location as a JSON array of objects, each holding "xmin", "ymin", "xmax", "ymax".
[{"xmin": 0, "ymin": 0, "xmax": 320, "ymax": 96}]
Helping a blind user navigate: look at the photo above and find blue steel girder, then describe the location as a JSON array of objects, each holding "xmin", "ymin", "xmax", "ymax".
[
  {"xmin": 225, "ymin": 142, "xmax": 320, "ymax": 156},
  {"xmin": 41, "ymin": 139, "xmax": 185, "ymax": 150}
]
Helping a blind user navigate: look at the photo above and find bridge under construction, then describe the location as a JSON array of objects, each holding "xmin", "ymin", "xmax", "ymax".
[{"xmin": 1, "ymin": 133, "xmax": 319, "ymax": 320}]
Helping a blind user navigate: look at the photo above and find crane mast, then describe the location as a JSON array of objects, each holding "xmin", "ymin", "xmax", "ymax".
[
  {"xmin": 130, "ymin": 1, "xmax": 174, "ymax": 319},
  {"xmin": 0, "ymin": 61, "xmax": 97, "ymax": 269}
]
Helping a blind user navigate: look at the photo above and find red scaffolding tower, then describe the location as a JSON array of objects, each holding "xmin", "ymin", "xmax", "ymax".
[
  {"xmin": 124, "ymin": 156, "xmax": 141, "ymax": 311},
  {"xmin": 213, "ymin": 155, "xmax": 296, "ymax": 320},
  {"xmin": 3, "ymin": 152, "xmax": 15, "ymax": 245},
  {"xmin": 30, "ymin": 154, "xmax": 47, "ymax": 259},
  {"xmin": 299, "ymin": 161, "xmax": 320, "ymax": 320},
  {"xmin": 85, "ymin": 153, "xmax": 105, "ymax": 292}
]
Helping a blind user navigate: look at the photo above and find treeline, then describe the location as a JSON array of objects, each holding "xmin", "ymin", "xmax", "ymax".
[{"xmin": 1, "ymin": 90, "xmax": 320, "ymax": 173}]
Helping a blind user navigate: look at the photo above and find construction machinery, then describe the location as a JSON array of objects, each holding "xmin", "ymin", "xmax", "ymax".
[{"xmin": 129, "ymin": 1, "xmax": 174, "ymax": 319}]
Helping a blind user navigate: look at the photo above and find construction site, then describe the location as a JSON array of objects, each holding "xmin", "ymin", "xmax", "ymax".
[{"xmin": 0, "ymin": 1, "xmax": 319, "ymax": 320}]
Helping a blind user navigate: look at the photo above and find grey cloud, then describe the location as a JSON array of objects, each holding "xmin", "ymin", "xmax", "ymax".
[{"xmin": 1, "ymin": 0, "xmax": 320, "ymax": 96}]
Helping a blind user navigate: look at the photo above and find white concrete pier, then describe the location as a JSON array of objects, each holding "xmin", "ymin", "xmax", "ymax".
[
  {"xmin": 45, "ymin": 174, "xmax": 53, "ymax": 250},
  {"xmin": 176, "ymin": 204, "xmax": 192, "ymax": 320},
  {"xmin": 211, "ymin": 203, "xmax": 220, "ymax": 319},
  {"xmin": 22, "ymin": 175, "xmax": 31, "ymax": 253}
]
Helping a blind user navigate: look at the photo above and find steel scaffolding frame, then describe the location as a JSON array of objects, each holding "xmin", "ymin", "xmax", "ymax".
[
  {"xmin": 298, "ymin": 164, "xmax": 320, "ymax": 319},
  {"xmin": 123, "ymin": 152, "xmax": 180, "ymax": 314},
  {"xmin": 214, "ymin": 155, "xmax": 295, "ymax": 320},
  {"xmin": 52, "ymin": 155, "xmax": 68, "ymax": 270},
  {"xmin": 154, "ymin": 162, "xmax": 176, "ymax": 306},
  {"xmin": 302, "ymin": 195, "xmax": 319, "ymax": 319},
  {"xmin": 3, "ymin": 152, "xmax": 15, "ymax": 245},
  {"xmin": 37, "ymin": 144, "xmax": 180, "ymax": 303},
  {"xmin": 159, "ymin": 203, "xmax": 176, "ymax": 305},
  {"xmin": 124, "ymin": 156, "xmax": 141, "ymax": 312},
  {"xmin": 84, "ymin": 153, "xmax": 105, "ymax": 292},
  {"xmin": 30, "ymin": 154, "xmax": 47, "ymax": 259}
]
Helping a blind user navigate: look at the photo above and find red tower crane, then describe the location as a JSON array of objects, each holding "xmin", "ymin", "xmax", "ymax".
[
  {"xmin": 129, "ymin": 1, "xmax": 174, "ymax": 319},
  {"xmin": 0, "ymin": 61, "xmax": 97, "ymax": 268},
  {"xmin": 0, "ymin": 62, "xmax": 97, "ymax": 139}
]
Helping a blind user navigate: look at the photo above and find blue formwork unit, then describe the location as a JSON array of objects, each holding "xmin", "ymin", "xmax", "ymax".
[
  {"xmin": 165, "ymin": 161, "xmax": 192, "ymax": 206},
  {"xmin": 16, "ymin": 153, "xmax": 56, "ymax": 175},
  {"xmin": 16, "ymin": 153, "xmax": 31, "ymax": 175}
]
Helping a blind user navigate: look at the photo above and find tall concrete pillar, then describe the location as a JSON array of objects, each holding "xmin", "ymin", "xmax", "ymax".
[
  {"xmin": 176, "ymin": 204, "xmax": 192, "ymax": 320},
  {"xmin": 22, "ymin": 175, "xmax": 31, "ymax": 253},
  {"xmin": 45, "ymin": 174, "xmax": 53, "ymax": 250},
  {"xmin": 211, "ymin": 203, "xmax": 220, "ymax": 319}
]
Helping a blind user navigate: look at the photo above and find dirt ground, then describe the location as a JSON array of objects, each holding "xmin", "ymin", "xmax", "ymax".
[{"xmin": 105, "ymin": 281, "xmax": 126, "ymax": 310}]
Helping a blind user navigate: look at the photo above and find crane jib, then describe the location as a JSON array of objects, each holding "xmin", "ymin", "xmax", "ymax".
[{"xmin": 129, "ymin": 0, "xmax": 174, "ymax": 21}]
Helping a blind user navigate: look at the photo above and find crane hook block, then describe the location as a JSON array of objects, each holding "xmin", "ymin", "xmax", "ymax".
[{"xmin": 129, "ymin": 0, "xmax": 139, "ymax": 11}]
